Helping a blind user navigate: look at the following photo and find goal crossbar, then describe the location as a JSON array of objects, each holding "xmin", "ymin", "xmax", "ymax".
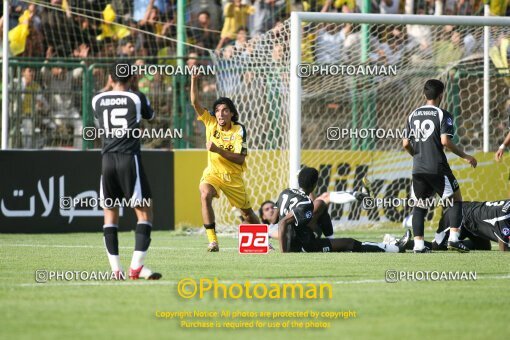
[{"xmin": 289, "ymin": 12, "xmax": 510, "ymax": 188}]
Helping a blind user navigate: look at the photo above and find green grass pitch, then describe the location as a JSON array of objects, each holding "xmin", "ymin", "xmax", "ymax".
[{"xmin": 1, "ymin": 230, "xmax": 508, "ymax": 340}]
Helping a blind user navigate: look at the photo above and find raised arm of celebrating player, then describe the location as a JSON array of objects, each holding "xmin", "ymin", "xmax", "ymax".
[
  {"xmin": 190, "ymin": 71, "xmax": 205, "ymax": 116},
  {"xmin": 440, "ymin": 135, "xmax": 477, "ymax": 168},
  {"xmin": 495, "ymin": 131, "xmax": 510, "ymax": 162}
]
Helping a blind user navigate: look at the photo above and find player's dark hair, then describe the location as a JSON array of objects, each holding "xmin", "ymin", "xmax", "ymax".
[
  {"xmin": 258, "ymin": 200, "xmax": 275, "ymax": 224},
  {"xmin": 213, "ymin": 97, "xmax": 239, "ymax": 122},
  {"xmin": 298, "ymin": 167, "xmax": 319, "ymax": 192},
  {"xmin": 110, "ymin": 60, "xmax": 132, "ymax": 84},
  {"xmin": 423, "ymin": 79, "xmax": 444, "ymax": 100}
]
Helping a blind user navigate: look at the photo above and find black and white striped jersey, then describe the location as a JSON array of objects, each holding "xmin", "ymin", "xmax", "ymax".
[
  {"xmin": 405, "ymin": 105, "xmax": 454, "ymax": 175},
  {"xmin": 275, "ymin": 188, "xmax": 314, "ymax": 229},
  {"xmin": 92, "ymin": 90, "xmax": 155, "ymax": 154},
  {"xmin": 462, "ymin": 200, "xmax": 510, "ymax": 245}
]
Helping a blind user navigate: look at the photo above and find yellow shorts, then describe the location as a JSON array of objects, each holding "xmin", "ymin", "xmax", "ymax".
[{"xmin": 199, "ymin": 171, "xmax": 252, "ymax": 210}]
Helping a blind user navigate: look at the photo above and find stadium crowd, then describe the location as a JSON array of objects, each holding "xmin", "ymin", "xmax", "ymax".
[{"xmin": 0, "ymin": 1, "xmax": 508, "ymax": 149}]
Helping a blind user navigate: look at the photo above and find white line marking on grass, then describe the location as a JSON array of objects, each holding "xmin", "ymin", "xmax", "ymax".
[
  {"xmin": 13, "ymin": 275, "xmax": 509, "ymax": 288},
  {"xmin": 0, "ymin": 244, "xmax": 236, "ymax": 250}
]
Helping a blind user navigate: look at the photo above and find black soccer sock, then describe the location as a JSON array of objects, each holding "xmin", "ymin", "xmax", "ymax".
[
  {"xmin": 317, "ymin": 210, "xmax": 334, "ymax": 238},
  {"xmin": 131, "ymin": 221, "xmax": 152, "ymax": 269},
  {"xmin": 331, "ymin": 238, "xmax": 386, "ymax": 252},
  {"xmin": 448, "ymin": 201, "xmax": 463, "ymax": 229},
  {"xmin": 412, "ymin": 207, "xmax": 428, "ymax": 238},
  {"xmin": 104, "ymin": 225, "xmax": 119, "ymax": 255},
  {"xmin": 351, "ymin": 239, "xmax": 386, "ymax": 252},
  {"xmin": 330, "ymin": 238, "xmax": 358, "ymax": 252},
  {"xmin": 103, "ymin": 224, "xmax": 121, "ymax": 271},
  {"xmin": 135, "ymin": 222, "xmax": 152, "ymax": 252}
]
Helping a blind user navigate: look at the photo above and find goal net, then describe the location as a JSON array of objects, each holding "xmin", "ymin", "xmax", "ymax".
[{"xmin": 211, "ymin": 13, "xmax": 510, "ymax": 230}]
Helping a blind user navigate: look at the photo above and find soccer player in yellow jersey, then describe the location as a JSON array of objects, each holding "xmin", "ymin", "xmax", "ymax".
[{"xmin": 190, "ymin": 72, "xmax": 260, "ymax": 252}]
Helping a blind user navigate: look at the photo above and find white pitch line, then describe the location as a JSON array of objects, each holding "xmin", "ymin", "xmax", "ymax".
[
  {"xmin": 0, "ymin": 244, "xmax": 237, "ymax": 250},
  {"xmin": 15, "ymin": 279, "xmax": 385, "ymax": 288},
  {"xmin": 11, "ymin": 274, "xmax": 510, "ymax": 288}
]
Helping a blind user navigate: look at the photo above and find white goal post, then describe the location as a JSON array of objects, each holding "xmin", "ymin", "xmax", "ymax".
[{"xmin": 288, "ymin": 12, "xmax": 510, "ymax": 188}]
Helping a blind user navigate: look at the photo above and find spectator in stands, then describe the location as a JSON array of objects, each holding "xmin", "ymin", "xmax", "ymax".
[
  {"xmin": 112, "ymin": 0, "xmax": 133, "ymax": 19},
  {"xmin": 490, "ymin": 0, "xmax": 509, "ymax": 16},
  {"xmin": 99, "ymin": 38, "xmax": 117, "ymax": 58},
  {"xmin": 118, "ymin": 38, "xmax": 136, "ymax": 58},
  {"xmin": 41, "ymin": 0, "xmax": 77, "ymax": 57},
  {"xmin": 250, "ymin": 0, "xmax": 286, "ymax": 37},
  {"xmin": 342, "ymin": 23, "xmax": 362, "ymax": 64},
  {"xmin": 406, "ymin": 5, "xmax": 432, "ymax": 62},
  {"xmin": 435, "ymin": 25, "xmax": 464, "ymax": 66},
  {"xmin": 14, "ymin": 68, "xmax": 50, "ymax": 148},
  {"xmin": 135, "ymin": 59, "xmax": 154, "ymax": 96},
  {"xmin": 235, "ymin": 26, "xmax": 248, "ymax": 51},
  {"xmin": 374, "ymin": 29, "xmax": 405, "ymax": 65},
  {"xmin": 320, "ymin": 0, "xmax": 383, "ymax": 13},
  {"xmin": 216, "ymin": 45, "xmax": 241, "ymax": 96},
  {"xmin": 133, "ymin": 0, "xmax": 167, "ymax": 22},
  {"xmin": 217, "ymin": 0, "xmax": 255, "ymax": 50},
  {"xmin": 21, "ymin": 4, "xmax": 44, "ymax": 57},
  {"xmin": 139, "ymin": 0, "xmax": 163, "ymax": 57},
  {"xmin": 192, "ymin": 10, "xmax": 219, "ymax": 51},
  {"xmin": 315, "ymin": 24, "xmax": 345, "ymax": 64},
  {"xmin": 42, "ymin": 46, "xmax": 87, "ymax": 148},
  {"xmin": 73, "ymin": 16, "xmax": 100, "ymax": 55},
  {"xmin": 379, "ymin": 0, "xmax": 400, "ymax": 14}
]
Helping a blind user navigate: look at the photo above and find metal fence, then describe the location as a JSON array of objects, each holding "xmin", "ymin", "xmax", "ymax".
[{"xmin": 0, "ymin": 57, "xmax": 217, "ymax": 150}]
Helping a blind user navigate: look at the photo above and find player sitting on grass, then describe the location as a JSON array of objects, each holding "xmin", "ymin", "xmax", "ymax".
[
  {"xmin": 92, "ymin": 62, "xmax": 160, "ymax": 280},
  {"xmin": 190, "ymin": 70, "xmax": 260, "ymax": 252},
  {"xmin": 391, "ymin": 200, "xmax": 510, "ymax": 251},
  {"xmin": 275, "ymin": 167, "xmax": 409, "ymax": 253},
  {"xmin": 260, "ymin": 189, "xmax": 368, "ymax": 240}
]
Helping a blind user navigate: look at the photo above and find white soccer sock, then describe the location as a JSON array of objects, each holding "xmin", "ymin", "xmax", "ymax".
[
  {"xmin": 130, "ymin": 251, "xmax": 147, "ymax": 270},
  {"xmin": 448, "ymin": 229, "xmax": 460, "ymax": 242},
  {"xmin": 107, "ymin": 254, "xmax": 122, "ymax": 272},
  {"xmin": 434, "ymin": 230, "xmax": 447, "ymax": 244},
  {"xmin": 414, "ymin": 239, "xmax": 425, "ymax": 250},
  {"xmin": 329, "ymin": 191, "xmax": 357, "ymax": 204}
]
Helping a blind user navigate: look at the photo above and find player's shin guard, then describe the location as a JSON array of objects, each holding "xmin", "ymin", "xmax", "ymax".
[
  {"xmin": 130, "ymin": 221, "xmax": 152, "ymax": 270},
  {"xmin": 103, "ymin": 224, "xmax": 121, "ymax": 271},
  {"xmin": 204, "ymin": 223, "xmax": 218, "ymax": 244},
  {"xmin": 447, "ymin": 201, "xmax": 463, "ymax": 242},
  {"xmin": 412, "ymin": 207, "xmax": 427, "ymax": 238}
]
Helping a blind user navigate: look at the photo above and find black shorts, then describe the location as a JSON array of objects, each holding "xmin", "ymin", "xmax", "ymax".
[
  {"xmin": 412, "ymin": 172, "xmax": 459, "ymax": 200},
  {"xmin": 100, "ymin": 153, "xmax": 151, "ymax": 208}
]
